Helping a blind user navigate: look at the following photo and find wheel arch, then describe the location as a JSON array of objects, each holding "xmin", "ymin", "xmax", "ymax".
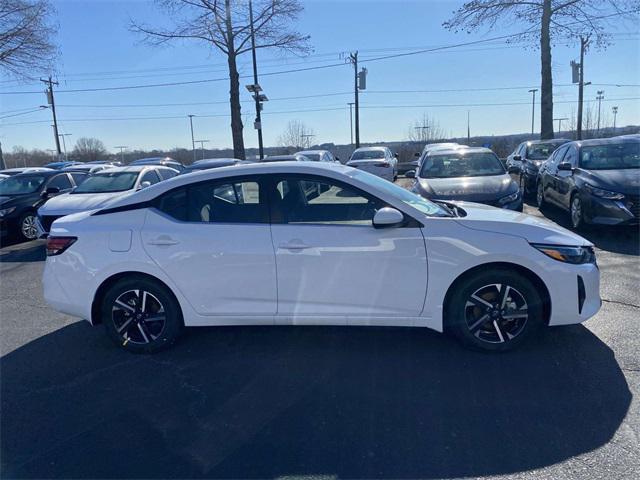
[
  {"xmin": 91, "ymin": 271, "xmax": 183, "ymax": 326},
  {"xmin": 442, "ymin": 261, "xmax": 551, "ymax": 329}
]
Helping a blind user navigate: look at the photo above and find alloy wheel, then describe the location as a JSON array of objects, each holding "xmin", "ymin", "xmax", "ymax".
[
  {"xmin": 21, "ymin": 215, "xmax": 38, "ymax": 240},
  {"xmin": 536, "ymin": 183, "xmax": 544, "ymax": 207},
  {"xmin": 112, "ymin": 289, "xmax": 167, "ymax": 345},
  {"xmin": 464, "ymin": 283, "xmax": 528, "ymax": 344}
]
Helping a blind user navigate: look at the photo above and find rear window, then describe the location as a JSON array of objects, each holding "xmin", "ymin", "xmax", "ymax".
[{"xmin": 351, "ymin": 150, "xmax": 385, "ymax": 160}]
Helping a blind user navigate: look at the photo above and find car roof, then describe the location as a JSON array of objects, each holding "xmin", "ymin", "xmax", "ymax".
[
  {"xmin": 191, "ymin": 158, "xmax": 242, "ymax": 165},
  {"xmin": 0, "ymin": 167, "xmax": 54, "ymax": 173},
  {"xmin": 427, "ymin": 146, "xmax": 493, "ymax": 156},
  {"xmin": 296, "ymin": 150, "xmax": 328, "ymax": 155},
  {"xmin": 10, "ymin": 169, "xmax": 63, "ymax": 178},
  {"xmin": 526, "ymin": 138, "xmax": 572, "ymax": 146},
  {"xmin": 90, "ymin": 165, "xmax": 159, "ymax": 174},
  {"xmin": 353, "ymin": 146, "xmax": 386, "ymax": 152},
  {"xmin": 574, "ymin": 136, "xmax": 640, "ymax": 147},
  {"xmin": 262, "ymin": 154, "xmax": 307, "ymax": 161}
]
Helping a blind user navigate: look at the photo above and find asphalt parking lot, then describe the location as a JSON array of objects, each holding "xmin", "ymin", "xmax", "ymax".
[{"xmin": 1, "ymin": 189, "xmax": 639, "ymax": 479}]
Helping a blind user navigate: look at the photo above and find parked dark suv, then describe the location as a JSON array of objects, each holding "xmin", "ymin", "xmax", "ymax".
[
  {"xmin": 0, "ymin": 170, "xmax": 83, "ymax": 242},
  {"xmin": 506, "ymin": 139, "xmax": 571, "ymax": 197},
  {"xmin": 536, "ymin": 136, "xmax": 640, "ymax": 229}
]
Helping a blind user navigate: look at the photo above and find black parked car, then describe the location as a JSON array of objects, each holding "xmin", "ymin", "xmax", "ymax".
[
  {"xmin": 506, "ymin": 139, "xmax": 571, "ymax": 197},
  {"xmin": 408, "ymin": 147, "xmax": 523, "ymax": 211},
  {"xmin": 537, "ymin": 136, "xmax": 640, "ymax": 229},
  {"xmin": 0, "ymin": 170, "xmax": 82, "ymax": 242},
  {"xmin": 181, "ymin": 158, "xmax": 248, "ymax": 174}
]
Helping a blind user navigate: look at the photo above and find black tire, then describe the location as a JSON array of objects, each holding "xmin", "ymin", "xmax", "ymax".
[
  {"xmin": 570, "ymin": 194, "xmax": 587, "ymax": 230},
  {"xmin": 445, "ymin": 268, "xmax": 544, "ymax": 352},
  {"xmin": 101, "ymin": 276, "xmax": 183, "ymax": 353},
  {"xmin": 18, "ymin": 211, "xmax": 38, "ymax": 241}
]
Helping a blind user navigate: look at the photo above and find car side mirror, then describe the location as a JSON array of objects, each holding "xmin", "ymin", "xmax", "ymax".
[
  {"xmin": 405, "ymin": 170, "xmax": 416, "ymax": 178},
  {"xmin": 394, "ymin": 153, "xmax": 399, "ymax": 158},
  {"xmin": 42, "ymin": 186, "xmax": 60, "ymax": 197},
  {"xmin": 372, "ymin": 207, "xmax": 404, "ymax": 229},
  {"xmin": 557, "ymin": 162, "xmax": 573, "ymax": 171},
  {"xmin": 138, "ymin": 181, "xmax": 152, "ymax": 190},
  {"xmin": 513, "ymin": 155, "xmax": 522, "ymax": 162},
  {"xmin": 414, "ymin": 152, "xmax": 420, "ymax": 157},
  {"xmin": 507, "ymin": 166, "xmax": 520, "ymax": 174}
]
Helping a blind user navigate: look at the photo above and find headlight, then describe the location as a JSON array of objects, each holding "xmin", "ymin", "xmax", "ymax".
[
  {"xmin": 0, "ymin": 207, "xmax": 16, "ymax": 217},
  {"xmin": 532, "ymin": 244, "xmax": 596, "ymax": 264},
  {"xmin": 584, "ymin": 183, "xmax": 624, "ymax": 200},
  {"xmin": 498, "ymin": 191, "xmax": 520, "ymax": 205}
]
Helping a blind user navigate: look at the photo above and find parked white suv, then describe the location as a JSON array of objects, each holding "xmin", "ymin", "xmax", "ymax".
[{"xmin": 347, "ymin": 147, "xmax": 398, "ymax": 181}]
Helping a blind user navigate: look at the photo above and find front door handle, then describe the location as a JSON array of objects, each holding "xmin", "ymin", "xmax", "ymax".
[
  {"xmin": 147, "ymin": 236, "xmax": 179, "ymax": 246},
  {"xmin": 279, "ymin": 241, "xmax": 310, "ymax": 250}
]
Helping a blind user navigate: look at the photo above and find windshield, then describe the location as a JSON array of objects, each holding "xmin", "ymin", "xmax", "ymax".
[
  {"xmin": 527, "ymin": 143, "xmax": 562, "ymax": 160},
  {"xmin": 420, "ymin": 152, "xmax": 505, "ymax": 178},
  {"xmin": 351, "ymin": 169, "xmax": 451, "ymax": 217},
  {"xmin": 351, "ymin": 150, "xmax": 385, "ymax": 160},
  {"xmin": 580, "ymin": 143, "xmax": 640, "ymax": 170},
  {"xmin": 0, "ymin": 175, "xmax": 46, "ymax": 195},
  {"xmin": 73, "ymin": 172, "xmax": 139, "ymax": 193}
]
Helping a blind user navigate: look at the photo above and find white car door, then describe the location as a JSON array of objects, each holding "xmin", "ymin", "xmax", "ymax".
[
  {"xmin": 141, "ymin": 176, "xmax": 277, "ymax": 319},
  {"xmin": 268, "ymin": 174, "xmax": 428, "ymax": 324}
]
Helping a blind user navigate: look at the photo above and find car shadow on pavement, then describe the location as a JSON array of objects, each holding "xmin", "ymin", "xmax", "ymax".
[
  {"xmin": 524, "ymin": 198, "xmax": 639, "ymax": 255},
  {"xmin": 0, "ymin": 240, "xmax": 45, "ymax": 263},
  {"xmin": 0, "ymin": 322, "xmax": 631, "ymax": 479}
]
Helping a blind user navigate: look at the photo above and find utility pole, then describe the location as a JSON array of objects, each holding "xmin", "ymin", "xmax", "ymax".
[
  {"xmin": 612, "ymin": 106, "xmax": 618, "ymax": 131},
  {"xmin": 415, "ymin": 125, "xmax": 430, "ymax": 142},
  {"xmin": 528, "ymin": 88, "xmax": 538, "ymax": 135},
  {"xmin": 58, "ymin": 133, "xmax": 72, "ymax": 160},
  {"xmin": 596, "ymin": 90, "xmax": 605, "ymax": 135},
  {"xmin": 188, "ymin": 115, "xmax": 196, "ymax": 163},
  {"xmin": 301, "ymin": 134, "xmax": 315, "ymax": 149},
  {"xmin": 467, "ymin": 110, "xmax": 470, "ymax": 143},
  {"xmin": 554, "ymin": 117, "xmax": 569, "ymax": 134},
  {"xmin": 574, "ymin": 36, "xmax": 589, "ymax": 140},
  {"xmin": 0, "ymin": 141, "xmax": 4, "ymax": 170},
  {"xmin": 114, "ymin": 146, "xmax": 128, "ymax": 164},
  {"xmin": 349, "ymin": 52, "xmax": 367, "ymax": 149},
  {"xmin": 249, "ymin": 0, "xmax": 264, "ymax": 160},
  {"xmin": 196, "ymin": 140, "xmax": 209, "ymax": 160},
  {"xmin": 347, "ymin": 102, "xmax": 354, "ymax": 146},
  {"xmin": 41, "ymin": 76, "xmax": 62, "ymax": 156}
]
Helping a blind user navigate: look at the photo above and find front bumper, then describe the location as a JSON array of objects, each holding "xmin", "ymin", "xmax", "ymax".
[
  {"xmin": 547, "ymin": 261, "xmax": 600, "ymax": 326},
  {"xmin": 582, "ymin": 193, "xmax": 640, "ymax": 225}
]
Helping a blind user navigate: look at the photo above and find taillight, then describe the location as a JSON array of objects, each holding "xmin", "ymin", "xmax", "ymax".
[{"xmin": 46, "ymin": 236, "xmax": 77, "ymax": 256}]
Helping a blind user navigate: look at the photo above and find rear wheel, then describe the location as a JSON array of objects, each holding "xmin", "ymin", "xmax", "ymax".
[
  {"xmin": 536, "ymin": 181, "xmax": 546, "ymax": 209},
  {"xmin": 102, "ymin": 276, "xmax": 183, "ymax": 353},
  {"xmin": 570, "ymin": 194, "xmax": 586, "ymax": 230},
  {"xmin": 446, "ymin": 268, "xmax": 544, "ymax": 352}
]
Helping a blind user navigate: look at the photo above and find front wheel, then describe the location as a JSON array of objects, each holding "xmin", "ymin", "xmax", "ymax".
[
  {"xmin": 102, "ymin": 276, "xmax": 183, "ymax": 353},
  {"xmin": 570, "ymin": 195, "xmax": 587, "ymax": 230},
  {"xmin": 446, "ymin": 268, "xmax": 544, "ymax": 352},
  {"xmin": 536, "ymin": 182, "xmax": 546, "ymax": 209},
  {"xmin": 19, "ymin": 212, "xmax": 38, "ymax": 241}
]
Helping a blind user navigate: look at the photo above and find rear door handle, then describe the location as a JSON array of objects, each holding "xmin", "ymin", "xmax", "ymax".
[
  {"xmin": 147, "ymin": 236, "xmax": 179, "ymax": 246},
  {"xmin": 279, "ymin": 241, "xmax": 311, "ymax": 250}
]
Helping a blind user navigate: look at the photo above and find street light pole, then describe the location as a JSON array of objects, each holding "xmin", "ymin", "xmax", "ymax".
[
  {"xmin": 414, "ymin": 125, "xmax": 430, "ymax": 142},
  {"xmin": 301, "ymin": 134, "xmax": 315, "ymax": 149},
  {"xmin": 528, "ymin": 89, "xmax": 538, "ymax": 135},
  {"xmin": 58, "ymin": 133, "xmax": 72, "ymax": 160},
  {"xmin": 596, "ymin": 90, "xmax": 605, "ymax": 135},
  {"xmin": 114, "ymin": 146, "xmax": 128, "ymax": 164},
  {"xmin": 554, "ymin": 117, "xmax": 569, "ymax": 134},
  {"xmin": 612, "ymin": 106, "xmax": 618, "ymax": 131},
  {"xmin": 188, "ymin": 115, "xmax": 196, "ymax": 163}
]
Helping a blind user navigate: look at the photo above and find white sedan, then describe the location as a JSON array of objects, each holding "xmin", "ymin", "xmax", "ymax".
[
  {"xmin": 347, "ymin": 147, "xmax": 398, "ymax": 181},
  {"xmin": 36, "ymin": 165, "xmax": 178, "ymax": 236},
  {"xmin": 43, "ymin": 162, "xmax": 600, "ymax": 353}
]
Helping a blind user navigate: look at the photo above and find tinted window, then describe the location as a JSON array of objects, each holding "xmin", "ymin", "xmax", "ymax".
[
  {"xmin": 157, "ymin": 187, "xmax": 188, "ymax": 221},
  {"xmin": 563, "ymin": 146, "xmax": 579, "ymax": 167},
  {"xmin": 420, "ymin": 152, "xmax": 505, "ymax": 178},
  {"xmin": 549, "ymin": 145, "xmax": 569, "ymax": 167},
  {"xmin": 351, "ymin": 150, "xmax": 385, "ymax": 160},
  {"xmin": 140, "ymin": 170, "xmax": 161, "ymax": 185},
  {"xmin": 526, "ymin": 143, "xmax": 561, "ymax": 160},
  {"xmin": 580, "ymin": 142, "xmax": 640, "ymax": 170},
  {"xmin": 274, "ymin": 176, "xmax": 380, "ymax": 225},
  {"xmin": 47, "ymin": 174, "xmax": 73, "ymax": 190},
  {"xmin": 0, "ymin": 175, "xmax": 46, "ymax": 194},
  {"xmin": 157, "ymin": 168, "xmax": 178, "ymax": 180},
  {"xmin": 74, "ymin": 172, "xmax": 138, "ymax": 193},
  {"xmin": 70, "ymin": 172, "xmax": 88, "ymax": 185}
]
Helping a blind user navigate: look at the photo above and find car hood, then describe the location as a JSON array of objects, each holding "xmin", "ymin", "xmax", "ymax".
[
  {"xmin": 451, "ymin": 201, "xmax": 591, "ymax": 246},
  {"xmin": 0, "ymin": 193, "xmax": 38, "ymax": 208},
  {"xmin": 578, "ymin": 168, "xmax": 640, "ymax": 195},
  {"xmin": 38, "ymin": 191, "xmax": 133, "ymax": 216},
  {"xmin": 418, "ymin": 174, "xmax": 517, "ymax": 202}
]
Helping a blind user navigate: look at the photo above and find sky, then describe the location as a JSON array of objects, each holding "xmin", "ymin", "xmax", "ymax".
[{"xmin": 1, "ymin": 0, "xmax": 639, "ymax": 155}]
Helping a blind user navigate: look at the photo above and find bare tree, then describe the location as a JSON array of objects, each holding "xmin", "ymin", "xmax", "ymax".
[
  {"xmin": 71, "ymin": 137, "xmax": 107, "ymax": 161},
  {"xmin": 406, "ymin": 113, "xmax": 445, "ymax": 142},
  {"xmin": 277, "ymin": 120, "xmax": 314, "ymax": 148},
  {"xmin": 0, "ymin": 0, "xmax": 57, "ymax": 79},
  {"xmin": 131, "ymin": 0, "xmax": 311, "ymax": 159},
  {"xmin": 444, "ymin": 0, "xmax": 639, "ymax": 140}
]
